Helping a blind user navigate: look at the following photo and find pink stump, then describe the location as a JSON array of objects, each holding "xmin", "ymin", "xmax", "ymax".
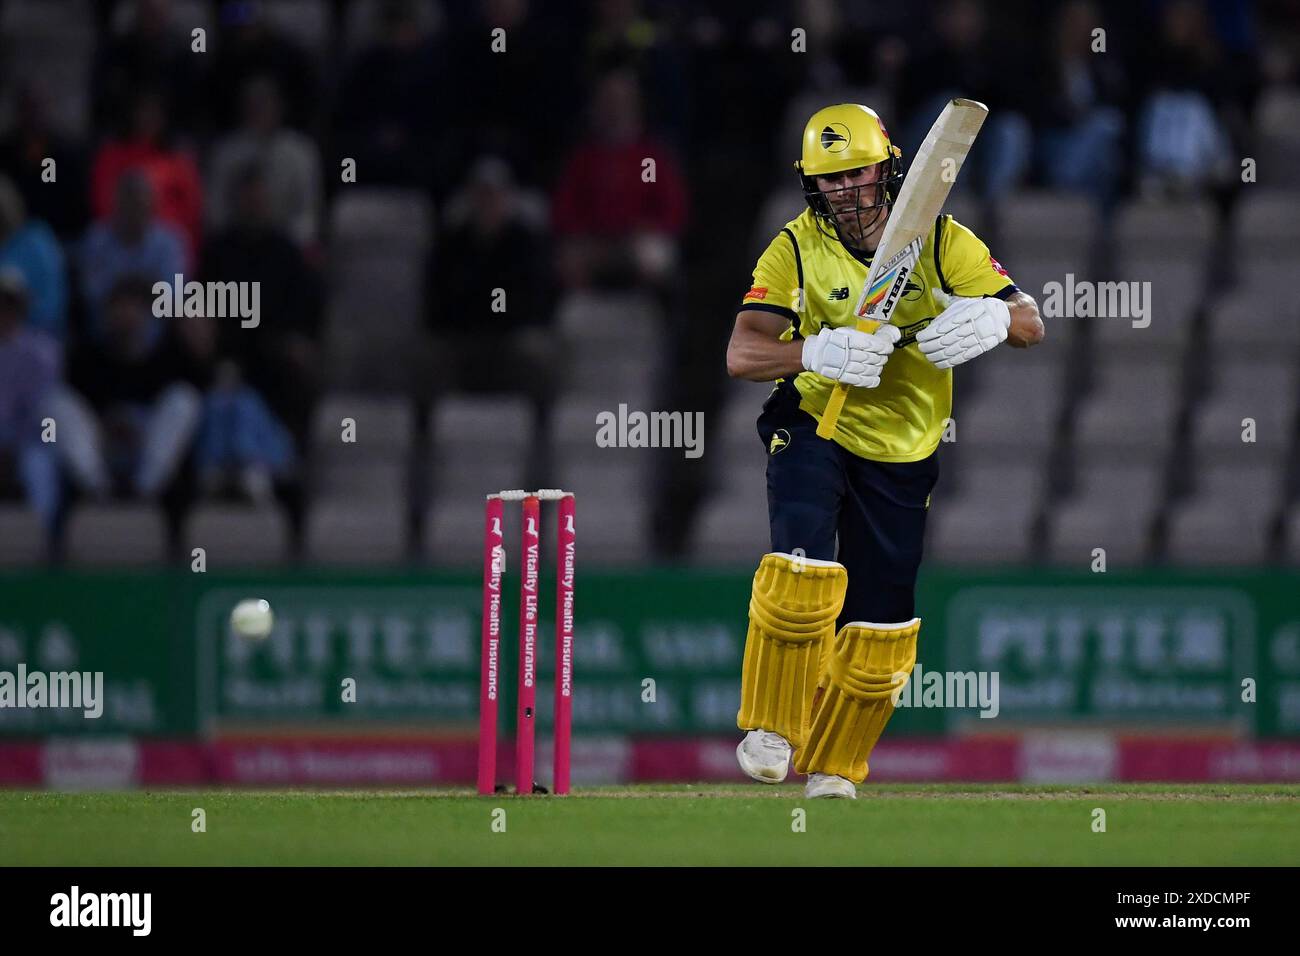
[
  {"xmin": 515, "ymin": 495, "xmax": 541, "ymax": 794},
  {"xmin": 477, "ymin": 496, "xmax": 505, "ymax": 795},
  {"xmin": 554, "ymin": 495, "xmax": 576, "ymax": 795}
]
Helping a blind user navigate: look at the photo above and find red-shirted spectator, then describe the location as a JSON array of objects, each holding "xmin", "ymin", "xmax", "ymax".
[
  {"xmin": 551, "ymin": 68, "xmax": 687, "ymax": 296},
  {"xmin": 89, "ymin": 88, "xmax": 203, "ymax": 264}
]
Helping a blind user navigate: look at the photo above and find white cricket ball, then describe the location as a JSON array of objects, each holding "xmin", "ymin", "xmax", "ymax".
[{"xmin": 230, "ymin": 599, "xmax": 275, "ymax": 640}]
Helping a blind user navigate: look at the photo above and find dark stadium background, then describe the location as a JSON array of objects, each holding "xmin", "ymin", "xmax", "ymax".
[{"xmin": 0, "ymin": 0, "xmax": 1298, "ymax": 789}]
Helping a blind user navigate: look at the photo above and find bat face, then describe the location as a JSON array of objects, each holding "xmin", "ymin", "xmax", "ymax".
[{"xmin": 854, "ymin": 99, "xmax": 988, "ymax": 324}]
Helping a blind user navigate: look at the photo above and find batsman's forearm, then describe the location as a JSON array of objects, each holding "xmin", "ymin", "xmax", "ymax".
[{"xmin": 725, "ymin": 327, "xmax": 806, "ymax": 381}]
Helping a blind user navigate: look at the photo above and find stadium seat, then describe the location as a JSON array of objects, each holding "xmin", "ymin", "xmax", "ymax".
[
  {"xmin": 428, "ymin": 395, "xmax": 535, "ymax": 504},
  {"xmin": 1189, "ymin": 398, "xmax": 1294, "ymax": 466},
  {"xmin": 1045, "ymin": 464, "xmax": 1164, "ymax": 566},
  {"xmin": 1045, "ymin": 498, "xmax": 1155, "ymax": 567},
  {"xmin": 423, "ymin": 493, "xmax": 511, "ymax": 567},
  {"xmin": 1093, "ymin": 259, "xmax": 1200, "ymax": 354},
  {"xmin": 65, "ymin": 504, "xmax": 168, "ymax": 566},
  {"xmin": 0, "ymin": 506, "xmax": 47, "ymax": 566},
  {"xmin": 183, "ymin": 504, "xmax": 291, "ymax": 567},
  {"xmin": 1164, "ymin": 499, "xmax": 1274, "ymax": 565},
  {"xmin": 926, "ymin": 464, "xmax": 1043, "ymax": 564},
  {"xmin": 1113, "ymin": 198, "xmax": 1216, "ymax": 262},
  {"xmin": 1214, "ymin": 357, "xmax": 1299, "ymax": 405},
  {"xmin": 312, "ymin": 394, "xmax": 414, "ymax": 453},
  {"xmin": 302, "ymin": 501, "xmax": 409, "ymax": 565},
  {"xmin": 690, "ymin": 483, "xmax": 772, "ymax": 566},
  {"xmin": 998, "ymin": 191, "xmax": 1098, "ymax": 263},
  {"xmin": 1205, "ymin": 288, "xmax": 1300, "ymax": 354},
  {"xmin": 1255, "ymin": 87, "xmax": 1300, "ymax": 190},
  {"xmin": 951, "ymin": 355, "xmax": 1064, "ymax": 452},
  {"xmin": 1072, "ymin": 357, "xmax": 1182, "ymax": 462},
  {"xmin": 557, "ymin": 291, "xmax": 659, "ymax": 348},
  {"xmin": 1071, "ymin": 461, "xmax": 1166, "ymax": 509},
  {"xmin": 1232, "ymin": 190, "xmax": 1300, "ymax": 256},
  {"xmin": 1073, "ymin": 392, "xmax": 1179, "ymax": 463},
  {"xmin": 1283, "ymin": 506, "xmax": 1300, "ymax": 564},
  {"xmin": 1185, "ymin": 461, "xmax": 1286, "ymax": 523},
  {"xmin": 1040, "ymin": 457, "xmax": 1164, "ymax": 564},
  {"xmin": 329, "ymin": 188, "xmax": 434, "ymax": 253}
]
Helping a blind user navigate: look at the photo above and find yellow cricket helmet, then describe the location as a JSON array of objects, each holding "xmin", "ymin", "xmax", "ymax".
[{"xmin": 795, "ymin": 104, "xmax": 903, "ymax": 241}]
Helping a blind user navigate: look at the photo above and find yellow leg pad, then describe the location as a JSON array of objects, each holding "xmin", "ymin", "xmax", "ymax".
[
  {"xmin": 736, "ymin": 552, "xmax": 847, "ymax": 748},
  {"xmin": 794, "ymin": 619, "xmax": 920, "ymax": 783}
]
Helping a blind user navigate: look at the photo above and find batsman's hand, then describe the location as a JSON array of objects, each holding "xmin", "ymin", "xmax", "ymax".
[
  {"xmin": 916, "ymin": 296, "xmax": 1010, "ymax": 369},
  {"xmin": 801, "ymin": 324, "xmax": 901, "ymax": 389}
]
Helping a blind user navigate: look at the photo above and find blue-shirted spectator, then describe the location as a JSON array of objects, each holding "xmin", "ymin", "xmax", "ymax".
[{"xmin": 0, "ymin": 175, "xmax": 68, "ymax": 343}]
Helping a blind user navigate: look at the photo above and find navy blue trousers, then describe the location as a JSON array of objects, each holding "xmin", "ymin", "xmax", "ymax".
[{"xmin": 756, "ymin": 380, "xmax": 939, "ymax": 626}]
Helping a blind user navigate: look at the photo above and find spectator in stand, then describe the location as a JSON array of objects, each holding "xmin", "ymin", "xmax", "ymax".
[
  {"xmin": 206, "ymin": 0, "xmax": 320, "ymax": 133},
  {"xmin": 201, "ymin": 161, "xmax": 323, "ymax": 443},
  {"xmin": 207, "ymin": 75, "xmax": 323, "ymax": 248},
  {"xmin": 897, "ymin": 0, "xmax": 1033, "ymax": 204},
  {"xmin": 0, "ymin": 80, "xmax": 90, "ymax": 241},
  {"xmin": 89, "ymin": 87, "xmax": 204, "ymax": 263},
  {"xmin": 445, "ymin": 0, "xmax": 580, "ymax": 193},
  {"xmin": 1133, "ymin": 0, "xmax": 1244, "ymax": 196},
  {"xmin": 429, "ymin": 155, "xmax": 557, "ymax": 479},
  {"xmin": 584, "ymin": 0, "xmax": 690, "ymax": 147},
  {"xmin": 429, "ymin": 156, "xmax": 556, "ymax": 395},
  {"xmin": 0, "ymin": 176, "xmax": 68, "ymax": 344},
  {"xmin": 1023, "ymin": 0, "xmax": 1127, "ymax": 208},
  {"xmin": 551, "ymin": 68, "xmax": 688, "ymax": 317},
  {"xmin": 0, "ymin": 268, "xmax": 62, "ymax": 530},
  {"xmin": 80, "ymin": 170, "xmax": 186, "ymax": 336},
  {"xmin": 58, "ymin": 278, "xmax": 202, "ymax": 502},
  {"xmin": 92, "ymin": 0, "xmax": 206, "ymax": 136},
  {"xmin": 333, "ymin": 0, "xmax": 444, "ymax": 190},
  {"xmin": 169, "ymin": 306, "xmax": 295, "ymax": 504}
]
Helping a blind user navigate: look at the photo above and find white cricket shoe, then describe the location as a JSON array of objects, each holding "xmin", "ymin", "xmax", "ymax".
[
  {"xmin": 736, "ymin": 729, "xmax": 792, "ymax": 783},
  {"xmin": 805, "ymin": 773, "xmax": 856, "ymax": 799}
]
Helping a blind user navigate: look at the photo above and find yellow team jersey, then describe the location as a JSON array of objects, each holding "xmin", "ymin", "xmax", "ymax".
[{"xmin": 741, "ymin": 209, "xmax": 1017, "ymax": 463}]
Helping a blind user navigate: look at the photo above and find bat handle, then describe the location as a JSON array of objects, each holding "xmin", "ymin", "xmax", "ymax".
[
  {"xmin": 817, "ymin": 385, "xmax": 849, "ymax": 439},
  {"xmin": 814, "ymin": 317, "xmax": 881, "ymax": 440}
]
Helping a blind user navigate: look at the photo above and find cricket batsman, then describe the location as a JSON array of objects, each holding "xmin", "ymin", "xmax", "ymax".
[{"xmin": 725, "ymin": 104, "xmax": 1044, "ymax": 798}]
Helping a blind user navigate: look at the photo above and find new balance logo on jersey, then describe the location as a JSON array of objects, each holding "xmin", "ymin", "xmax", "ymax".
[{"xmin": 828, "ymin": 287, "xmax": 850, "ymax": 301}]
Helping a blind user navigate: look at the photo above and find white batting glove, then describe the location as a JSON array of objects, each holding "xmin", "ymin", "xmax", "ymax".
[
  {"xmin": 802, "ymin": 324, "xmax": 901, "ymax": 388},
  {"xmin": 916, "ymin": 296, "xmax": 1010, "ymax": 369}
]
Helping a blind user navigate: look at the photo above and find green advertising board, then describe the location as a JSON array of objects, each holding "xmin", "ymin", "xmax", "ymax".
[{"xmin": 0, "ymin": 566, "xmax": 1297, "ymax": 739}]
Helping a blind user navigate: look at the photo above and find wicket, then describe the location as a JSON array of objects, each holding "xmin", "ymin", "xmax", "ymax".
[{"xmin": 478, "ymin": 489, "xmax": 575, "ymax": 795}]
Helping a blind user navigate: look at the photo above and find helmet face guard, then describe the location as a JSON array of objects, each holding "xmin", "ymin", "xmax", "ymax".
[{"xmin": 798, "ymin": 155, "xmax": 903, "ymax": 248}]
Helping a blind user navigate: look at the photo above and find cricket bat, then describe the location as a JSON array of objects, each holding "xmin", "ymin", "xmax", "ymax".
[{"xmin": 815, "ymin": 98, "xmax": 988, "ymax": 440}]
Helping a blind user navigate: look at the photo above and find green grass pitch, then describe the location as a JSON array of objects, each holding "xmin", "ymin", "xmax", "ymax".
[{"xmin": 3, "ymin": 784, "xmax": 1298, "ymax": 866}]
